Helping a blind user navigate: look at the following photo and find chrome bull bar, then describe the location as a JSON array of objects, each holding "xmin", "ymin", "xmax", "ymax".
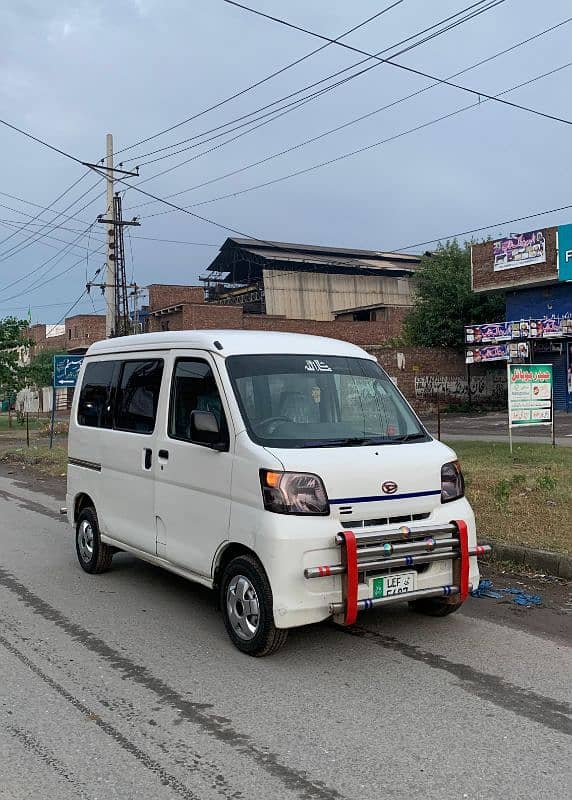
[{"xmin": 303, "ymin": 520, "xmax": 491, "ymax": 625}]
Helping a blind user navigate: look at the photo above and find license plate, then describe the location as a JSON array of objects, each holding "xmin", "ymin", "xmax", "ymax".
[{"xmin": 370, "ymin": 572, "xmax": 417, "ymax": 599}]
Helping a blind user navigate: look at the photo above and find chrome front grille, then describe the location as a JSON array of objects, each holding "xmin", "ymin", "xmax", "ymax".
[{"xmin": 340, "ymin": 512, "xmax": 430, "ymax": 529}]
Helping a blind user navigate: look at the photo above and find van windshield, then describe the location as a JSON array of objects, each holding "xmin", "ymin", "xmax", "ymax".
[{"xmin": 226, "ymin": 354, "xmax": 429, "ymax": 448}]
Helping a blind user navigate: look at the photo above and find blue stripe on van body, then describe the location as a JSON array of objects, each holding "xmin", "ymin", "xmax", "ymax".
[{"xmin": 329, "ymin": 490, "xmax": 441, "ymax": 505}]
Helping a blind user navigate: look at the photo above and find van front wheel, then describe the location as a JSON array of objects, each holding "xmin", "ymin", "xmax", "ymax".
[
  {"xmin": 76, "ymin": 507, "xmax": 113, "ymax": 574},
  {"xmin": 220, "ymin": 555, "xmax": 288, "ymax": 657}
]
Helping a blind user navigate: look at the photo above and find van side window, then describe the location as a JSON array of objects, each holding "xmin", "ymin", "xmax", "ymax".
[
  {"xmin": 169, "ymin": 359, "xmax": 226, "ymax": 442},
  {"xmin": 77, "ymin": 361, "xmax": 118, "ymax": 428},
  {"xmin": 115, "ymin": 359, "xmax": 164, "ymax": 434}
]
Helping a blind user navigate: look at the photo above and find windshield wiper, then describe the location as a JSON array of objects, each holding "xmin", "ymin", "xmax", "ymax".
[
  {"xmin": 303, "ymin": 436, "xmax": 384, "ymax": 448},
  {"xmin": 388, "ymin": 432, "xmax": 428, "ymax": 442}
]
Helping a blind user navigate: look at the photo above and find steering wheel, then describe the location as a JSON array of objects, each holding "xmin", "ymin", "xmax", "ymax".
[{"xmin": 257, "ymin": 416, "xmax": 291, "ymax": 434}]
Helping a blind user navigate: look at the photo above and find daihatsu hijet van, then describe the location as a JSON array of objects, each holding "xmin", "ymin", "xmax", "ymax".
[{"xmin": 67, "ymin": 330, "xmax": 489, "ymax": 656}]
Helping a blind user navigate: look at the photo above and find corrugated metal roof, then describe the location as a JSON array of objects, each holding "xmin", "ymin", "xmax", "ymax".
[
  {"xmin": 206, "ymin": 237, "xmax": 420, "ymax": 276},
  {"xmin": 227, "ymin": 237, "xmax": 420, "ymax": 263}
]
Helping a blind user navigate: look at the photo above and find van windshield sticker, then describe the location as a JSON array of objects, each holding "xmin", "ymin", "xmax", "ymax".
[{"xmin": 304, "ymin": 359, "xmax": 332, "ymax": 372}]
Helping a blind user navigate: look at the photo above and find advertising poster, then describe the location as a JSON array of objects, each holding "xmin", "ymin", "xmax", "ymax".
[
  {"xmin": 465, "ymin": 323, "xmax": 511, "ymax": 343},
  {"xmin": 493, "ymin": 230, "xmax": 546, "ymax": 271},
  {"xmin": 466, "ymin": 343, "xmax": 529, "ymax": 364},
  {"xmin": 542, "ymin": 318, "xmax": 563, "ymax": 337},
  {"xmin": 466, "ymin": 344, "xmax": 509, "ymax": 364},
  {"xmin": 508, "ymin": 364, "xmax": 553, "ymax": 427}
]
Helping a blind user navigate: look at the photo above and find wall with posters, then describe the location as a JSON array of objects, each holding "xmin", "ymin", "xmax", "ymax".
[{"xmin": 471, "ymin": 226, "xmax": 558, "ymax": 292}]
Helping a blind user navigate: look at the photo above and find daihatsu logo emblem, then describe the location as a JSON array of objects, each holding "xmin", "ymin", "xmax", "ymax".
[{"xmin": 382, "ymin": 481, "xmax": 398, "ymax": 495}]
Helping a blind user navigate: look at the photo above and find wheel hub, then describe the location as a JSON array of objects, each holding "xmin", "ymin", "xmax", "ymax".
[
  {"xmin": 78, "ymin": 519, "xmax": 94, "ymax": 562},
  {"xmin": 226, "ymin": 575, "xmax": 260, "ymax": 641}
]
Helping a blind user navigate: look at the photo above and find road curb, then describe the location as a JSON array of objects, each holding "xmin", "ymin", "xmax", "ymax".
[{"xmin": 489, "ymin": 542, "xmax": 572, "ymax": 580}]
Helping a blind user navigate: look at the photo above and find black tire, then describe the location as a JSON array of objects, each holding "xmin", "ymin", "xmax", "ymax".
[
  {"xmin": 409, "ymin": 597, "xmax": 464, "ymax": 617},
  {"xmin": 220, "ymin": 555, "xmax": 288, "ymax": 657},
  {"xmin": 75, "ymin": 507, "xmax": 113, "ymax": 574}
]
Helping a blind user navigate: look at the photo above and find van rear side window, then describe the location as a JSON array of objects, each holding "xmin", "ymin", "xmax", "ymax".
[
  {"xmin": 77, "ymin": 361, "xmax": 117, "ymax": 429},
  {"xmin": 115, "ymin": 359, "xmax": 164, "ymax": 434}
]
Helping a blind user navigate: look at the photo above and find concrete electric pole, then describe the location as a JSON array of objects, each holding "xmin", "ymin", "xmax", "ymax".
[
  {"xmin": 87, "ymin": 136, "xmax": 139, "ymax": 338},
  {"xmin": 104, "ymin": 133, "xmax": 115, "ymax": 338}
]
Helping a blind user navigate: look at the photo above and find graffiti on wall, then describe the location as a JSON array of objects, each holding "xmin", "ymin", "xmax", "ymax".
[{"xmin": 415, "ymin": 373, "xmax": 507, "ymax": 401}]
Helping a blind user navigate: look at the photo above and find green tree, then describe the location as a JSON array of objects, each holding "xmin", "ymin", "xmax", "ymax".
[
  {"xmin": 0, "ymin": 317, "xmax": 28, "ymax": 399},
  {"xmin": 403, "ymin": 240, "xmax": 505, "ymax": 349},
  {"xmin": 24, "ymin": 348, "xmax": 67, "ymax": 390}
]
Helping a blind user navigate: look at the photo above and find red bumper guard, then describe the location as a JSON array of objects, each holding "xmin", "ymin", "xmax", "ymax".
[{"xmin": 304, "ymin": 520, "xmax": 491, "ymax": 625}]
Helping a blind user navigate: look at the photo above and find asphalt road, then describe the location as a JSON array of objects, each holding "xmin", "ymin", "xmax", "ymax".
[{"xmin": 0, "ymin": 472, "xmax": 570, "ymax": 800}]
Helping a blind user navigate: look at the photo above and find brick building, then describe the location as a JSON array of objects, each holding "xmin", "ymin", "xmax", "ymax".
[
  {"xmin": 29, "ymin": 314, "xmax": 106, "ymax": 356},
  {"xmin": 471, "ymin": 225, "xmax": 572, "ymax": 410}
]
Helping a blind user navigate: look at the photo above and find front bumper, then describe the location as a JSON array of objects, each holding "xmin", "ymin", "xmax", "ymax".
[{"xmin": 304, "ymin": 519, "xmax": 491, "ymax": 624}]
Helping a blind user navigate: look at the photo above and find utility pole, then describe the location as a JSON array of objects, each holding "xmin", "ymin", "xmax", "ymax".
[
  {"xmin": 84, "ymin": 135, "xmax": 139, "ymax": 338},
  {"xmin": 104, "ymin": 133, "xmax": 115, "ymax": 338}
]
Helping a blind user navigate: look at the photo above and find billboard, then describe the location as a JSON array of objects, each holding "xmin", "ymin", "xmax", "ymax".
[
  {"xmin": 558, "ymin": 223, "xmax": 572, "ymax": 282},
  {"xmin": 465, "ymin": 342, "xmax": 529, "ymax": 364},
  {"xmin": 465, "ymin": 316, "xmax": 572, "ymax": 344},
  {"xmin": 493, "ymin": 230, "xmax": 546, "ymax": 272},
  {"xmin": 508, "ymin": 364, "xmax": 553, "ymax": 426}
]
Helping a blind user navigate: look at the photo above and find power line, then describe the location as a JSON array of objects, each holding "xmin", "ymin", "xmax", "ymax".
[
  {"xmin": 0, "ymin": 171, "xmax": 91, "ymax": 251},
  {"xmin": 0, "ymin": 222, "xmax": 104, "ymax": 298},
  {"xmin": 0, "ymin": 179, "xmax": 105, "ymax": 264},
  {"xmin": 126, "ymin": 1, "xmax": 503, "ymax": 171},
  {"xmin": 139, "ymin": 61, "xmax": 571, "ymax": 219},
  {"xmin": 392, "ymin": 202, "xmax": 572, "ymax": 252},
  {"xmin": 113, "ymin": 1, "xmax": 406, "ymax": 158},
  {"xmin": 0, "ymin": 189, "xmax": 106, "ymax": 241},
  {"xmin": 131, "ymin": 16, "xmax": 571, "ymax": 213},
  {"xmin": 0, "ymin": 218, "xmax": 102, "ymax": 256},
  {"xmin": 224, "ymin": 0, "xmax": 572, "ymax": 127}
]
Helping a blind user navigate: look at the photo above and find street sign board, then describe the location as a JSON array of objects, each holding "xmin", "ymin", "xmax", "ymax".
[
  {"xmin": 53, "ymin": 355, "xmax": 84, "ymax": 388},
  {"xmin": 508, "ymin": 363, "xmax": 553, "ymax": 427}
]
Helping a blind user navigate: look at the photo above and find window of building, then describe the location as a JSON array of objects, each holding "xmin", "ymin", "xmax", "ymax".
[
  {"xmin": 169, "ymin": 359, "xmax": 226, "ymax": 443},
  {"xmin": 351, "ymin": 308, "xmax": 387, "ymax": 321},
  {"xmin": 77, "ymin": 361, "xmax": 118, "ymax": 429},
  {"xmin": 68, "ymin": 329, "xmax": 72, "ymax": 340},
  {"xmin": 115, "ymin": 359, "xmax": 164, "ymax": 434}
]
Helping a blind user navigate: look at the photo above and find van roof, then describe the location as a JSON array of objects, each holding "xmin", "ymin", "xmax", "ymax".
[{"xmin": 85, "ymin": 330, "xmax": 373, "ymax": 359}]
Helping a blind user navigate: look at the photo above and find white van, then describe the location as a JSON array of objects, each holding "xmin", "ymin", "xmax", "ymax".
[{"xmin": 67, "ymin": 330, "xmax": 489, "ymax": 656}]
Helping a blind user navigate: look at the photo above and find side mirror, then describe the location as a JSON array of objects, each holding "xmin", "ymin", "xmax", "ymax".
[{"xmin": 190, "ymin": 410, "xmax": 228, "ymax": 450}]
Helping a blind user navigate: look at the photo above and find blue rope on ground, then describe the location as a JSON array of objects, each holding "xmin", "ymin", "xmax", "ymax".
[{"xmin": 471, "ymin": 579, "xmax": 541, "ymax": 607}]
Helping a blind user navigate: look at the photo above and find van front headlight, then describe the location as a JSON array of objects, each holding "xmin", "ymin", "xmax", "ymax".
[
  {"xmin": 260, "ymin": 470, "xmax": 330, "ymax": 515},
  {"xmin": 441, "ymin": 460, "xmax": 465, "ymax": 503}
]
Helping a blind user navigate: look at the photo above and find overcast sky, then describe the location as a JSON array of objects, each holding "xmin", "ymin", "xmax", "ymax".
[{"xmin": 1, "ymin": 0, "xmax": 571, "ymax": 323}]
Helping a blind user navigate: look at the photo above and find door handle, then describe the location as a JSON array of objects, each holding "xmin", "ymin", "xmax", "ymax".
[
  {"xmin": 158, "ymin": 449, "xmax": 169, "ymax": 460},
  {"xmin": 144, "ymin": 448, "xmax": 152, "ymax": 470}
]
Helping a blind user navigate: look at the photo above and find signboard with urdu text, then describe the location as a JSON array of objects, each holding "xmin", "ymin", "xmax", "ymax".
[
  {"xmin": 466, "ymin": 342, "xmax": 528, "ymax": 364},
  {"xmin": 493, "ymin": 230, "xmax": 546, "ymax": 271},
  {"xmin": 508, "ymin": 364, "xmax": 552, "ymax": 426},
  {"xmin": 53, "ymin": 355, "xmax": 84, "ymax": 388}
]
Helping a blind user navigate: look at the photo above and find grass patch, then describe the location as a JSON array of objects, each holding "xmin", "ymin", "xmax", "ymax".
[
  {"xmin": 0, "ymin": 413, "xmax": 46, "ymax": 432},
  {"xmin": 447, "ymin": 440, "xmax": 572, "ymax": 555},
  {"xmin": 0, "ymin": 444, "xmax": 67, "ymax": 478}
]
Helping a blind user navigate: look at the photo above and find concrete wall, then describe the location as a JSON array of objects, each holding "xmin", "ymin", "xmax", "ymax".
[{"xmin": 263, "ymin": 270, "xmax": 412, "ymax": 320}]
